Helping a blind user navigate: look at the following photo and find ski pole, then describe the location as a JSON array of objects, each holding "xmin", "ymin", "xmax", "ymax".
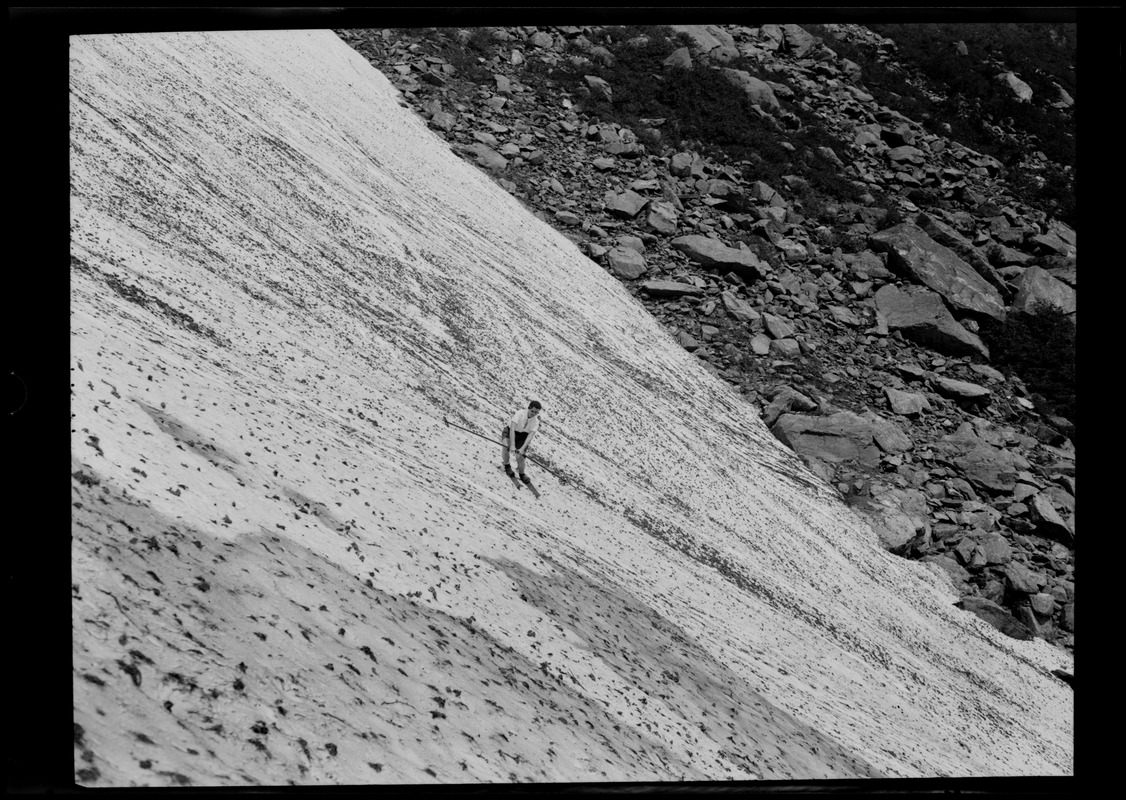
[{"xmin": 442, "ymin": 416, "xmax": 562, "ymax": 476}]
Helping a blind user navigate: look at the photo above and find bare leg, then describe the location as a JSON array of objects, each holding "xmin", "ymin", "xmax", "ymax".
[{"xmin": 501, "ymin": 429, "xmax": 510, "ymax": 468}]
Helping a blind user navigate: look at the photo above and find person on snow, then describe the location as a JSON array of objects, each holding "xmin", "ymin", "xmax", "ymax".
[{"xmin": 501, "ymin": 400, "xmax": 542, "ymax": 483}]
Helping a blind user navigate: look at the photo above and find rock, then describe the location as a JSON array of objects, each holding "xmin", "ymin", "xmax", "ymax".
[
  {"xmin": 647, "ymin": 201, "xmax": 679, "ymax": 235},
  {"xmin": 669, "ymin": 24, "xmax": 734, "ymax": 56},
  {"xmin": 781, "ymin": 24, "xmax": 817, "ymax": 58},
  {"xmin": 965, "ymin": 531, "xmax": 1013, "ymax": 566},
  {"xmin": 874, "ymin": 284, "xmax": 989, "ymax": 359},
  {"xmin": 721, "ymin": 291, "xmax": 761, "ymax": 325},
  {"xmin": 930, "ymin": 376, "xmax": 991, "ymax": 402},
  {"xmin": 869, "ymin": 223, "xmax": 1006, "ymax": 321},
  {"xmin": 721, "ymin": 68, "xmax": 780, "ymax": 109},
  {"xmin": 856, "ymin": 483, "xmax": 929, "ymax": 551},
  {"xmin": 671, "ymin": 235, "xmax": 767, "ymax": 282},
  {"xmin": 749, "ymin": 333, "xmax": 772, "ymax": 355},
  {"xmin": 1028, "ymin": 232, "xmax": 1076, "ymax": 259},
  {"xmin": 826, "ymin": 305, "xmax": 863, "ymax": 327},
  {"xmin": 770, "ymin": 411, "xmax": 882, "ymax": 470},
  {"xmin": 457, "ymin": 142, "xmax": 508, "ymax": 172},
  {"xmin": 862, "ymin": 410, "xmax": 912, "ymax": 453},
  {"xmin": 932, "ymin": 423, "xmax": 1030, "ymax": 495},
  {"xmin": 769, "ymin": 339, "xmax": 802, "ymax": 358},
  {"xmin": 605, "ymin": 189, "xmax": 648, "ymax": 218},
  {"xmin": 1030, "ymin": 592, "xmax": 1056, "ymax": 616},
  {"xmin": 996, "ymin": 71, "xmax": 1033, "ymax": 102},
  {"xmin": 554, "ymin": 210, "xmax": 582, "ymax": 226},
  {"xmin": 663, "ymin": 47, "xmax": 692, "ymax": 70},
  {"xmin": 968, "ymin": 363, "xmax": 1006, "ymax": 383},
  {"xmin": 1029, "ymin": 493, "xmax": 1074, "ymax": 542},
  {"xmin": 888, "ymin": 145, "xmax": 927, "ymax": 165},
  {"xmin": 606, "ymin": 246, "xmax": 647, "ymax": 279},
  {"xmin": 956, "ymin": 596, "xmax": 1034, "ymax": 640},
  {"xmin": 530, "ymin": 31, "xmax": 555, "ymax": 49},
  {"xmin": 762, "ymin": 313, "xmax": 795, "ymax": 340},
  {"xmin": 1010, "ymin": 266, "xmax": 1076, "ymax": 319},
  {"xmin": 641, "ymin": 280, "xmax": 703, "ymax": 299},
  {"xmin": 885, "ymin": 386, "xmax": 930, "ymax": 416},
  {"xmin": 584, "ymin": 75, "xmax": 612, "ymax": 102},
  {"xmin": 430, "ymin": 110, "xmax": 456, "ymax": 131},
  {"xmin": 1003, "ymin": 562, "xmax": 1044, "ymax": 595}
]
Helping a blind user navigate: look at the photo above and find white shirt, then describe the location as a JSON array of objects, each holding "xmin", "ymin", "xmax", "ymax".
[{"xmin": 510, "ymin": 409, "xmax": 540, "ymax": 434}]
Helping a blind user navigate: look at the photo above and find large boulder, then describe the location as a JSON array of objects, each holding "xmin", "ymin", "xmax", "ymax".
[
  {"xmin": 853, "ymin": 482, "xmax": 929, "ymax": 551},
  {"xmin": 932, "ymin": 422, "xmax": 1030, "ymax": 495},
  {"xmin": 874, "ymin": 284, "xmax": 989, "ymax": 359},
  {"xmin": 914, "ymin": 212, "xmax": 1013, "ymax": 299},
  {"xmin": 671, "ymin": 235, "xmax": 767, "ymax": 282},
  {"xmin": 770, "ymin": 410, "xmax": 884, "ymax": 471},
  {"xmin": 869, "ymin": 223, "xmax": 1006, "ymax": 321},
  {"xmin": 1010, "ymin": 265, "xmax": 1076, "ymax": 319},
  {"xmin": 721, "ymin": 68, "xmax": 780, "ymax": 109}
]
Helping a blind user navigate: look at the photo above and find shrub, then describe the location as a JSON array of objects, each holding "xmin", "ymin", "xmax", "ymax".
[{"xmin": 978, "ymin": 300, "xmax": 1076, "ymax": 425}]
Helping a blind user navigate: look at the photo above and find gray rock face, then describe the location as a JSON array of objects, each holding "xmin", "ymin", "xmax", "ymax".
[
  {"xmin": 874, "ymin": 284, "xmax": 989, "ymax": 358},
  {"xmin": 1010, "ymin": 266, "xmax": 1076, "ymax": 318},
  {"xmin": 671, "ymin": 235, "xmax": 767, "ymax": 282},
  {"xmin": 869, "ymin": 223, "xmax": 1006, "ymax": 321}
]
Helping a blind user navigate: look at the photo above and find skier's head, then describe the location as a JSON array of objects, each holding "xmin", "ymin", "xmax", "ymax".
[{"xmin": 528, "ymin": 400, "xmax": 542, "ymax": 415}]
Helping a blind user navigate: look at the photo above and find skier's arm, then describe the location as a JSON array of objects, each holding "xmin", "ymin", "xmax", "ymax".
[{"xmin": 520, "ymin": 429, "xmax": 536, "ymax": 454}]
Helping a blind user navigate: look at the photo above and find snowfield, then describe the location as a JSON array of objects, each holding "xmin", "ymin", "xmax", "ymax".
[{"xmin": 69, "ymin": 30, "xmax": 1072, "ymax": 785}]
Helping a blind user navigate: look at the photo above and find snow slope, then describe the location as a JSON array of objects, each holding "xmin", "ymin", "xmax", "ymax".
[{"xmin": 69, "ymin": 30, "xmax": 1072, "ymax": 786}]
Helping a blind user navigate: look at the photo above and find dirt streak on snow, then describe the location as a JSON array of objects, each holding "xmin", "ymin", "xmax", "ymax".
[{"xmin": 70, "ymin": 30, "xmax": 1071, "ymax": 786}]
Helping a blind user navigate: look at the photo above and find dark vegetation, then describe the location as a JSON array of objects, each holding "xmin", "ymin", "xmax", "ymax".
[
  {"xmin": 979, "ymin": 300, "xmax": 1076, "ymax": 427},
  {"xmin": 539, "ymin": 26, "xmax": 870, "ymax": 219},
  {"xmin": 809, "ymin": 23, "xmax": 1076, "ymax": 228}
]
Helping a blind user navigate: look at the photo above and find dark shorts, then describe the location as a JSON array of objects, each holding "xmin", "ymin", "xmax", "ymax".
[{"xmin": 501, "ymin": 426, "xmax": 528, "ymax": 449}]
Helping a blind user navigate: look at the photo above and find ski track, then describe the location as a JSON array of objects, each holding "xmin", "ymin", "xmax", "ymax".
[{"xmin": 69, "ymin": 30, "xmax": 1072, "ymax": 786}]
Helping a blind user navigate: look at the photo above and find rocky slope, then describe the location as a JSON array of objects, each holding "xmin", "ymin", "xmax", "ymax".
[
  {"xmin": 336, "ymin": 23, "xmax": 1077, "ymax": 652},
  {"xmin": 68, "ymin": 29, "xmax": 1072, "ymax": 786}
]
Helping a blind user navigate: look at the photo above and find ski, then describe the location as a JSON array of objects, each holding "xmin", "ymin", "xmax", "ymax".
[
  {"xmin": 501, "ymin": 465, "xmax": 523, "ymax": 491},
  {"xmin": 520, "ymin": 475, "xmax": 541, "ymax": 500}
]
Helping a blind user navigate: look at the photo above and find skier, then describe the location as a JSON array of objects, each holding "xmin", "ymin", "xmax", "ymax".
[{"xmin": 501, "ymin": 400, "xmax": 542, "ymax": 484}]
